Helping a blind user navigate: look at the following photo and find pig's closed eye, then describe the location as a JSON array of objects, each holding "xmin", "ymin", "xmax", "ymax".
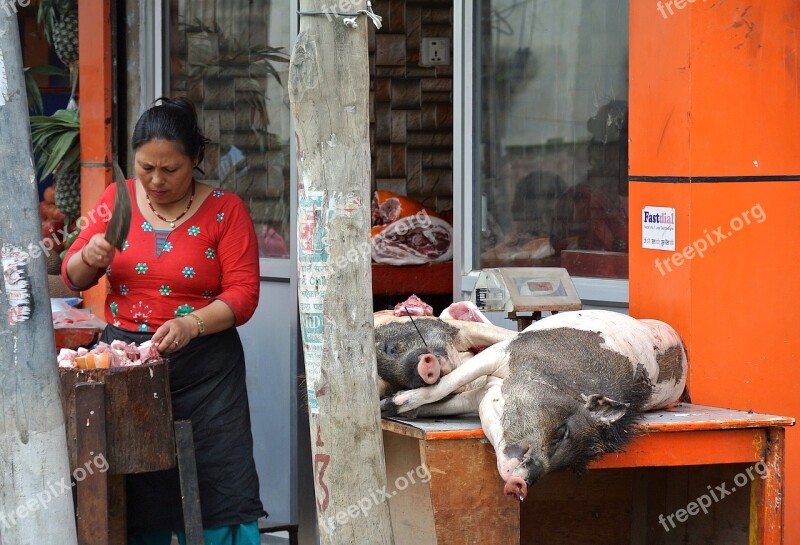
[
  {"xmin": 551, "ymin": 424, "xmax": 569, "ymax": 446},
  {"xmin": 382, "ymin": 341, "xmax": 401, "ymax": 355}
]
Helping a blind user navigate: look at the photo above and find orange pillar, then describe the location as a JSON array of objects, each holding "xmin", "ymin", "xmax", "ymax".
[
  {"xmin": 629, "ymin": 1, "xmax": 800, "ymax": 540},
  {"xmin": 78, "ymin": 0, "xmax": 113, "ymax": 314}
]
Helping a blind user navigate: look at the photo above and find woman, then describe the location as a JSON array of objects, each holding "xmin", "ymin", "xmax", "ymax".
[{"xmin": 62, "ymin": 98, "xmax": 265, "ymax": 545}]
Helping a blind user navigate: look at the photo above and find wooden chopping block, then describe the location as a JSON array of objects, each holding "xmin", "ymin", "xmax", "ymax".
[{"xmin": 59, "ymin": 361, "xmax": 175, "ymax": 475}]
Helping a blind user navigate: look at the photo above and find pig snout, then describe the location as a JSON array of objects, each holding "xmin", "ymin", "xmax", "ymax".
[
  {"xmin": 418, "ymin": 354, "xmax": 441, "ymax": 385},
  {"xmin": 503, "ymin": 457, "xmax": 544, "ymax": 501},
  {"xmin": 504, "ymin": 476, "xmax": 528, "ymax": 501}
]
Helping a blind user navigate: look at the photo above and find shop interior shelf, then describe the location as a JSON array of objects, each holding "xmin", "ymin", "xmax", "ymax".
[{"xmin": 371, "ymin": 262, "xmax": 453, "ymax": 295}]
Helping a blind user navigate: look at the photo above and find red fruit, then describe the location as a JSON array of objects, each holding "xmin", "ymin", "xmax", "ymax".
[
  {"xmin": 49, "ymin": 206, "xmax": 65, "ymax": 222},
  {"xmin": 43, "ymin": 186, "xmax": 56, "ymax": 204},
  {"xmin": 39, "ymin": 202, "xmax": 65, "ymax": 221},
  {"xmin": 41, "ymin": 219, "xmax": 64, "ymax": 238},
  {"xmin": 41, "ymin": 220, "xmax": 57, "ymax": 237}
]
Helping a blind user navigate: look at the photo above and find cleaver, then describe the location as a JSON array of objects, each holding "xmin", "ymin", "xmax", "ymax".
[{"xmin": 104, "ymin": 161, "xmax": 132, "ymax": 251}]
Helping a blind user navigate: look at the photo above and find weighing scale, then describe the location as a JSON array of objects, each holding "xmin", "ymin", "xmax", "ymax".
[{"xmin": 471, "ymin": 267, "xmax": 582, "ymax": 331}]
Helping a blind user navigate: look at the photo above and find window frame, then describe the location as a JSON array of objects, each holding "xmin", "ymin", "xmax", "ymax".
[
  {"xmin": 453, "ymin": 0, "xmax": 630, "ymax": 306},
  {"xmin": 154, "ymin": 0, "xmax": 295, "ymax": 271}
]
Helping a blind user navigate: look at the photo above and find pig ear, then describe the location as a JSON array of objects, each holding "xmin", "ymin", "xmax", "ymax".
[
  {"xmin": 376, "ymin": 376, "xmax": 391, "ymax": 398},
  {"xmin": 581, "ymin": 394, "xmax": 630, "ymax": 424}
]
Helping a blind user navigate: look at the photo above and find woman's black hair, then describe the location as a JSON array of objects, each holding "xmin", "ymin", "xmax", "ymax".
[{"xmin": 132, "ymin": 97, "xmax": 211, "ymax": 172}]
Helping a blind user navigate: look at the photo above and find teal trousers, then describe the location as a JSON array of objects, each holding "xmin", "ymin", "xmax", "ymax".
[{"xmin": 128, "ymin": 520, "xmax": 260, "ymax": 545}]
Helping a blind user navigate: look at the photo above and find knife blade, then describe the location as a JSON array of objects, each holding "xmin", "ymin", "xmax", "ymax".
[{"xmin": 105, "ymin": 161, "xmax": 132, "ymax": 251}]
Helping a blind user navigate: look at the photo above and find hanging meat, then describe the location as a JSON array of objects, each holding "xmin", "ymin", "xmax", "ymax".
[{"xmin": 371, "ymin": 191, "xmax": 453, "ymax": 265}]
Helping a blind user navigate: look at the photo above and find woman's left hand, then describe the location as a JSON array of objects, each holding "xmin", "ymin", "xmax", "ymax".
[{"xmin": 152, "ymin": 317, "xmax": 195, "ymax": 354}]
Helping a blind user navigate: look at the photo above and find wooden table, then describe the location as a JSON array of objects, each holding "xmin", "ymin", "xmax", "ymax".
[
  {"xmin": 60, "ymin": 363, "xmax": 204, "ymax": 545},
  {"xmin": 381, "ymin": 404, "xmax": 794, "ymax": 545}
]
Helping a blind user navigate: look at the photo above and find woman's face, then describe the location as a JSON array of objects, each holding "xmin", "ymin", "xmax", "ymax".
[{"xmin": 134, "ymin": 139, "xmax": 196, "ymax": 205}]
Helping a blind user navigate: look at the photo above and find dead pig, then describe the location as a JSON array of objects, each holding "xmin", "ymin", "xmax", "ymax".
[
  {"xmin": 373, "ymin": 310, "xmax": 516, "ymax": 407},
  {"xmin": 380, "ymin": 310, "xmax": 688, "ymax": 499},
  {"xmin": 375, "ymin": 317, "xmax": 459, "ymax": 396}
]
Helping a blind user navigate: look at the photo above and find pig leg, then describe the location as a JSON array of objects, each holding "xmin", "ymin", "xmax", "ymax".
[
  {"xmin": 414, "ymin": 377, "xmax": 491, "ymax": 417},
  {"xmin": 436, "ymin": 350, "xmax": 475, "ymax": 378},
  {"xmin": 442, "ymin": 320, "xmax": 517, "ymax": 351},
  {"xmin": 381, "ymin": 340, "xmax": 512, "ymax": 415},
  {"xmin": 478, "ymin": 378, "xmax": 505, "ymax": 451},
  {"xmin": 455, "ymin": 351, "xmax": 474, "ymax": 369}
]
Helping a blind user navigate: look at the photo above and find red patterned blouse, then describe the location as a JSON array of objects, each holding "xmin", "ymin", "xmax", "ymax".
[{"xmin": 62, "ymin": 179, "xmax": 259, "ymax": 332}]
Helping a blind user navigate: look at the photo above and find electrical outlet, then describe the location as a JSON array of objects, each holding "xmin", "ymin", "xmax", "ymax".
[{"xmin": 420, "ymin": 37, "xmax": 450, "ymax": 67}]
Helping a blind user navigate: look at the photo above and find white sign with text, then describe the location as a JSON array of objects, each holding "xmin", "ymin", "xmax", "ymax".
[{"xmin": 642, "ymin": 206, "xmax": 676, "ymax": 251}]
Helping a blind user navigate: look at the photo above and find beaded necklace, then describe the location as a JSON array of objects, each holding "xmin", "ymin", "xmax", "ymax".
[{"xmin": 146, "ymin": 180, "xmax": 195, "ymax": 228}]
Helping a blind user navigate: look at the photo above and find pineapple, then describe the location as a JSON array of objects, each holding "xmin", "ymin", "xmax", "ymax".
[
  {"xmin": 32, "ymin": 1, "xmax": 81, "ymax": 220},
  {"xmin": 51, "ymin": 5, "xmax": 78, "ymax": 69},
  {"xmin": 46, "ymin": 248, "xmax": 62, "ymax": 275},
  {"xmin": 54, "ymin": 172, "xmax": 81, "ymax": 220},
  {"xmin": 38, "ymin": 0, "xmax": 79, "ymax": 91},
  {"xmin": 30, "ymin": 109, "xmax": 81, "ymax": 222}
]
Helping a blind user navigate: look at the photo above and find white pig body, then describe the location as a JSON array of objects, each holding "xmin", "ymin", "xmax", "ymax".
[{"xmin": 521, "ymin": 310, "xmax": 687, "ymax": 410}]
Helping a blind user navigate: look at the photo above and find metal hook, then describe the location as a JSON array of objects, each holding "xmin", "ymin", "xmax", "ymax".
[{"xmin": 403, "ymin": 305, "xmax": 432, "ymax": 354}]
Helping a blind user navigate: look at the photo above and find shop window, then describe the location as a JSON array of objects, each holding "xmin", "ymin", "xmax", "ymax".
[
  {"xmin": 168, "ymin": 1, "xmax": 291, "ymax": 259},
  {"xmin": 474, "ymin": 0, "xmax": 629, "ymax": 279}
]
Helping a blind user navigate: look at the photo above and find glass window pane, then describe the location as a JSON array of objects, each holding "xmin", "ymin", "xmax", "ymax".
[
  {"xmin": 474, "ymin": 0, "xmax": 629, "ymax": 279},
  {"xmin": 169, "ymin": 0, "xmax": 292, "ymax": 259}
]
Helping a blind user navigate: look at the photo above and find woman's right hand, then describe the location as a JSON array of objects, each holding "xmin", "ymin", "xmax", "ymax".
[{"xmin": 81, "ymin": 233, "xmax": 116, "ymax": 269}]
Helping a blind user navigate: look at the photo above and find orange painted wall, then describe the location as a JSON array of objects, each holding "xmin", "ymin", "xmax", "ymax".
[
  {"xmin": 630, "ymin": 0, "xmax": 800, "ymax": 541},
  {"xmin": 78, "ymin": 0, "xmax": 113, "ymax": 314}
]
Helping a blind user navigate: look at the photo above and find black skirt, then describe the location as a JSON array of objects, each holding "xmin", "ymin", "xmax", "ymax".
[{"xmin": 101, "ymin": 325, "xmax": 267, "ymax": 534}]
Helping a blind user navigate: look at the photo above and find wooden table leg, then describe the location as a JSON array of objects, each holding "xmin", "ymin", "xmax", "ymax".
[
  {"xmin": 425, "ymin": 439, "xmax": 520, "ymax": 545},
  {"xmin": 75, "ymin": 382, "xmax": 108, "ymax": 545},
  {"xmin": 384, "ymin": 432, "xmax": 520, "ymax": 545},
  {"xmin": 107, "ymin": 475, "xmax": 126, "ymax": 545},
  {"xmin": 752, "ymin": 427, "xmax": 786, "ymax": 545},
  {"xmin": 175, "ymin": 420, "xmax": 205, "ymax": 545}
]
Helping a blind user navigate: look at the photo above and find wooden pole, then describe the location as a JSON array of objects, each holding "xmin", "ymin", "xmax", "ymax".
[
  {"xmin": 0, "ymin": 13, "xmax": 78, "ymax": 545},
  {"xmin": 289, "ymin": 2, "xmax": 395, "ymax": 544}
]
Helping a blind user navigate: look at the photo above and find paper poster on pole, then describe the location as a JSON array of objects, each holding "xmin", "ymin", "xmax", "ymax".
[
  {"xmin": 642, "ymin": 206, "xmax": 676, "ymax": 251},
  {"xmin": 298, "ymin": 190, "xmax": 329, "ymax": 413}
]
